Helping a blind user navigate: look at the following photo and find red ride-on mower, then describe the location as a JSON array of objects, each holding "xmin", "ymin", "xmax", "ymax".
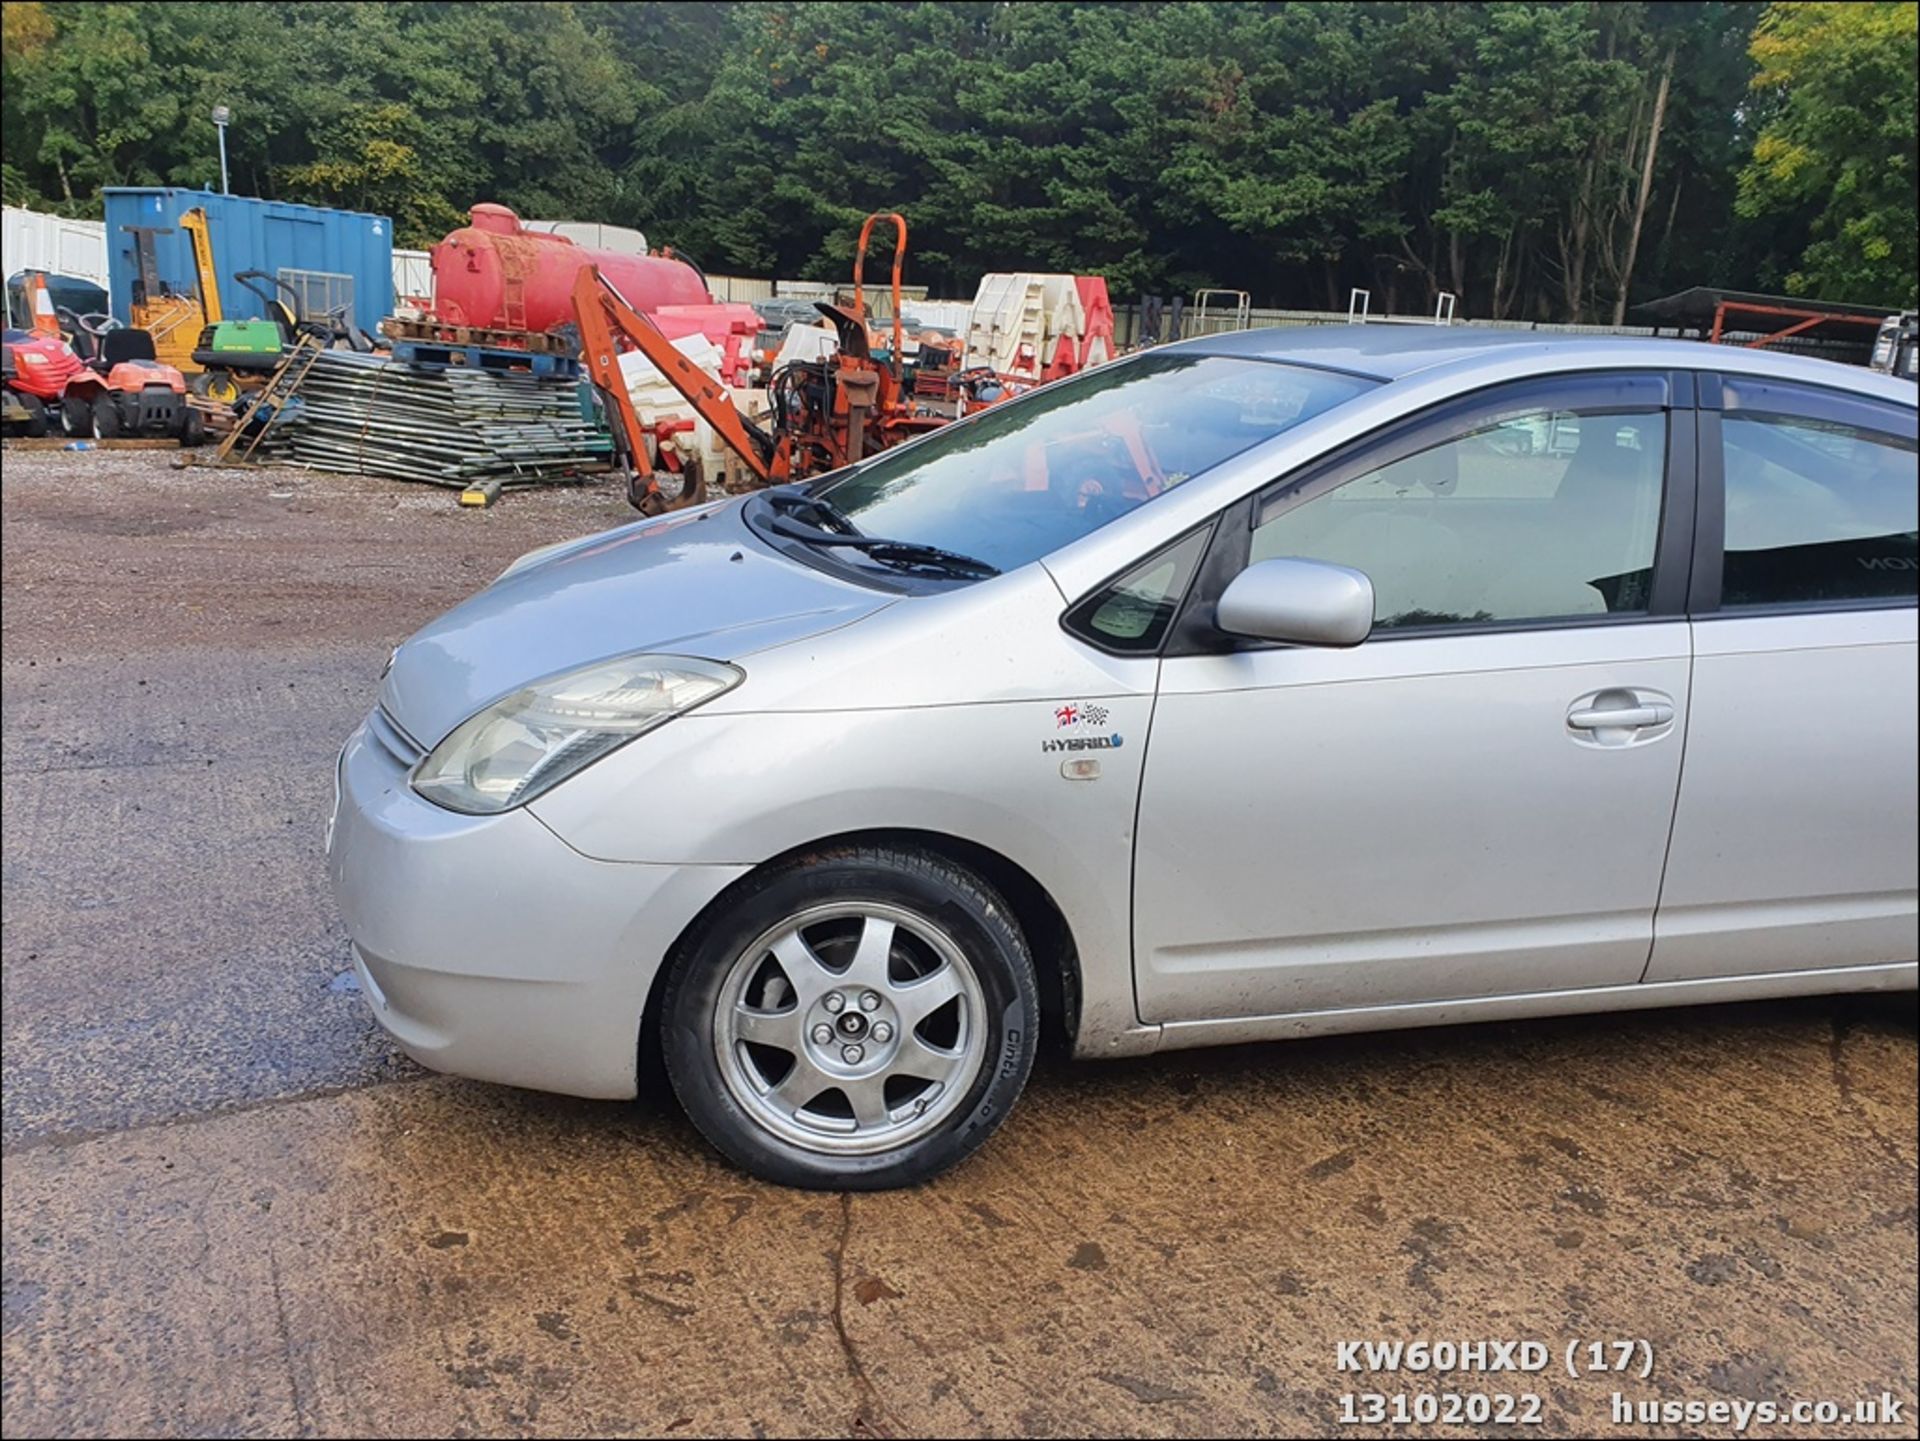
[
  {"xmin": 58, "ymin": 311, "xmax": 206, "ymax": 446},
  {"xmin": 2, "ymin": 326, "xmax": 88, "ymax": 436}
]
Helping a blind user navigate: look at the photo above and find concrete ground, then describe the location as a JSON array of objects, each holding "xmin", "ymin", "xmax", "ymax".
[{"xmin": 2, "ymin": 447, "xmax": 1914, "ymax": 1439}]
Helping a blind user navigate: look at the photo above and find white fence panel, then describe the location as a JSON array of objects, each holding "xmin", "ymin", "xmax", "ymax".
[
  {"xmin": 705, "ymin": 274, "xmax": 775, "ymax": 304},
  {"xmin": 2, "ymin": 206, "xmax": 109, "ymax": 286},
  {"xmin": 391, "ymin": 248, "xmax": 432, "ymax": 306}
]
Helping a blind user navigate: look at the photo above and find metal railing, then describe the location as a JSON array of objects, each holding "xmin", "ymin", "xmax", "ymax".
[{"xmin": 277, "ymin": 268, "xmax": 354, "ymax": 325}]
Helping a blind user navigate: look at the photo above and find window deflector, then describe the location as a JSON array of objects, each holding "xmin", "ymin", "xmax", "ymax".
[{"xmin": 1254, "ymin": 372, "xmax": 1673, "ymax": 528}]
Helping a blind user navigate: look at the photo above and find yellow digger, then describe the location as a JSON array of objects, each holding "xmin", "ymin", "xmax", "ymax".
[{"xmin": 122, "ymin": 207, "xmax": 220, "ymax": 382}]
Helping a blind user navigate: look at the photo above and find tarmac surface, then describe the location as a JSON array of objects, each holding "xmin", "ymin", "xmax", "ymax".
[{"xmin": 3, "ymin": 447, "xmax": 1915, "ymax": 1438}]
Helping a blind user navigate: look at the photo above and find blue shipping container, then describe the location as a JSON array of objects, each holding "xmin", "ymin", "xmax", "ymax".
[{"xmin": 102, "ymin": 188, "xmax": 394, "ymax": 338}]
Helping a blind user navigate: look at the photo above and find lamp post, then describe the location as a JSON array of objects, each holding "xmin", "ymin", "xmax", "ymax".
[{"xmin": 212, "ymin": 104, "xmax": 231, "ymax": 195}]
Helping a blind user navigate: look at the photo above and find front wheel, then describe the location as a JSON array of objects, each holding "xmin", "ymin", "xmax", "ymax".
[
  {"xmin": 191, "ymin": 370, "xmax": 240, "ymax": 405},
  {"xmin": 17, "ymin": 392, "xmax": 49, "ymax": 437},
  {"xmin": 91, "ymin": 394, "xmax": 122, "ymax": 438},
  {"xmin": 661, "ymin": 847, "xmax": 1038, "ymax": 1189}
]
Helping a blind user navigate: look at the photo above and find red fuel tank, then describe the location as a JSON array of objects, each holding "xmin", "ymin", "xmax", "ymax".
[{"xmin": 430, "ymin": 203, "xmax": 711, "ymax": 333}]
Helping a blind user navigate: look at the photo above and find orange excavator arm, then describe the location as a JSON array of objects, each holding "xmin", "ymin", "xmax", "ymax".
[{"xmin": 571, "ymin": 264, "xmax": 783, "ymax": 496}]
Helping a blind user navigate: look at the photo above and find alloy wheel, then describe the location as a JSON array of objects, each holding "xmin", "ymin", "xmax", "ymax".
[{"xmin": 712, "ymin": 902, "xmax": 988, "ymax": 1156}]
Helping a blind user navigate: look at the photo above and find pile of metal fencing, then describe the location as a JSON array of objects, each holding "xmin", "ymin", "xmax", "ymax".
[{"xmin": 259, "ymin": 350, "xmax": 611, "ymax": 489}]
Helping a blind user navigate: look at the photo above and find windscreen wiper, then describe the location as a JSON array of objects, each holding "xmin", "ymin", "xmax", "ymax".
[
  {"xmin": 766, "ymin": 514, "xmax": 1000, "ymax": 579},
  {"xmin": 856, "ymin": 542, "xmax": 1002, "ymax": 580},
  {"xmin": 765, "ymin": 487, "xmax": 861, "ymax": 535}
]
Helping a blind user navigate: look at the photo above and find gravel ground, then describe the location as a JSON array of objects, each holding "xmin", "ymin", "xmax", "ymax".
[
  {"xmin": 1, "ymin": 448, "xmax": 635, "ymax": 656},
  {"xmin": 2, "ymin": 452, "xmax": 639, "ymax": 1148},
  {"xmin": 2, "ymin": 446, "xmax": 1914, "ymax": 1439}
]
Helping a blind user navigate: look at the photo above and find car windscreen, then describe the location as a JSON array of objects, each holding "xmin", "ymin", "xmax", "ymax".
[{"xmin": 816, "ymin": 353, "xmax": 1376, "ymax": 575}]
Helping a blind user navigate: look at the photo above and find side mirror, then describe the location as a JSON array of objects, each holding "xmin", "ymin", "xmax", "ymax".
[{"xmin": 1215, "ymin": 557, "xmax": 1374, "ymax": 647}]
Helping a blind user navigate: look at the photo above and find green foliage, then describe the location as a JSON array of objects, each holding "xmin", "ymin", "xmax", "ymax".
[
  {"xmin": 2, "ymin": 1, "xmax": 1912, "ymax": 316},
  {"xmin": 1736, "ymin": 1, "xmax": 1918, "ymax": 305}
]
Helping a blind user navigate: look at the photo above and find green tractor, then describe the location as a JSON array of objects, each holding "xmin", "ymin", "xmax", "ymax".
[
  {"xmin": 190, "ymin": 321, "xmax": 283, "ymax": 402},
  {"xmin": 189, "ymin": 272, "xmax": 301, "ymax": 403},
  {"xmin": 189, "ymin": 271, "xmax": 370, "ymax": 402}
]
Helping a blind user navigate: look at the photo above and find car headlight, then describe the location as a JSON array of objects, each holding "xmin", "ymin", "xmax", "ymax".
[{"xmin": 411, "ymin": 652, "xmax": 742, "ymax": 814}]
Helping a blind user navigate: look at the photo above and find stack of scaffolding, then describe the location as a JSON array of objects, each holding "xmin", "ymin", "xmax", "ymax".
[{"xmin": 261, "ymin": 350, "xmax": 611, "ymax": 488}]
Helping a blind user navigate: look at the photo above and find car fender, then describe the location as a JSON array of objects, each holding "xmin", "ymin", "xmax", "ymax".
[{"xmin": 529, "ymin": 698, "xmax": 1156, "ymax": 1055}]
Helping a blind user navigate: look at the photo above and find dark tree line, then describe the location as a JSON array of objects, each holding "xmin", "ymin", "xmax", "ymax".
[{"xmin": 3, "ymin": 2, "xmax": 1914, "ymax": 314}]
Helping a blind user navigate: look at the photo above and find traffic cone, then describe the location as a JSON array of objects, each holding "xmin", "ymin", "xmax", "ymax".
[{"xmin": 27, "ymin": 272, "xmax": 60, "ymax": 339}]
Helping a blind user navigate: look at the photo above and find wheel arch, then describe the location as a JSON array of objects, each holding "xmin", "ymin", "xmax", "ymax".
[{"xmin": 640, "ymin": 827, "xmax": 1083, "ymax": 1086}]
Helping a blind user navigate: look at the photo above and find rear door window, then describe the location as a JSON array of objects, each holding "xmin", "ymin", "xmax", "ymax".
[{"xmin": 1717, "ymin": 383, "xmax": 1917, "ymax": 607}]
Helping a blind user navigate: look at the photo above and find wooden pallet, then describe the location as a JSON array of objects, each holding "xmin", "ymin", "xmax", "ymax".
[
  {"xmin": 380, "ymin": 316, "xmax": 577, "ymax": 356},
  {"xmin": 186, "ymin": 395, "xmax": 238, "ymax": 438}
]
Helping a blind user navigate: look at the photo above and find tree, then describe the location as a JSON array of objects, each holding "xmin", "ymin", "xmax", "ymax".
[
  {"xmin": 1736, "ymin": 1, "xmax": 1919, "ymax": 305},
  {"xmin": 0, "ymin": 2, "xmax": 1907, "ymax": 319}
]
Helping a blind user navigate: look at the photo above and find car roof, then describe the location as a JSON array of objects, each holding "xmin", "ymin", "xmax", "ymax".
[{"xmin": 1174, "ymin": 322, "xmax": 1914, "ymax": 397}]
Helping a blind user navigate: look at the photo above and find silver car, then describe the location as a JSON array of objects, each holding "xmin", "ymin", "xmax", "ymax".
[{"xmin": 327, "ymin": 328, "xmax": 1919, "ymax": 1189}]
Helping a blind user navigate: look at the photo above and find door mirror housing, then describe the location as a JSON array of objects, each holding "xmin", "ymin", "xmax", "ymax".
[{"xmin": 1215, "ymin": 557, "xmax": 1374, "ymax": 647}]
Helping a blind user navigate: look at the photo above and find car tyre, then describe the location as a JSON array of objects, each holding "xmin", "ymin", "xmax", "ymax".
[
  {"xmin": 91, "ymin": 394, "xmax": 122, "ymax": 439},
  {"xmin": 661, "ymin": 845, "xmax": 1038, "ymax": 1190},
  {"xmin": 61, "ymin": 394, "xmax": 92, "ymax": 436}
]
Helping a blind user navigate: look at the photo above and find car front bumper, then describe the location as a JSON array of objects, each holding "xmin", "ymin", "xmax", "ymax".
[{"xmin": 325, "ymin": 715, "xmax": 749, "ymax": 1099}]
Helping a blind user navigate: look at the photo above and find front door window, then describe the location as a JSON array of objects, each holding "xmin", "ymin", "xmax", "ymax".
[{"xmin": 1251, "ymin": 407, "xmax": 1667, "ymax": 629}]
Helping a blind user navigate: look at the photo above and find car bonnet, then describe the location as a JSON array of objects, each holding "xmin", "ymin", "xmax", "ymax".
[{"xmin": 379, "ymin": 499, "xmax": 896, "ymax": 746}]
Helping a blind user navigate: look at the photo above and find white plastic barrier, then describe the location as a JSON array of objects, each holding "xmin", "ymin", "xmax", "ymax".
[
  {"xmin": 616, "ymin": 335, "xmax": 737, "ymax": 476},
  {"xmin": 902, "ymin": 300, "xmax": 971, "ymax": 337},
  {"xmin": 965, "ymin": 272, "xmax": 1086, "ymax": 377},
  {"xmin": 771, "ymin": 323, "xmax": 839, "ymax": 371}
]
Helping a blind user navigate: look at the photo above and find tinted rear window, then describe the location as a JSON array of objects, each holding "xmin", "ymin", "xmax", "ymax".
[{"xmin": 1722, "ymin": 412, "xmax": 1917, "ymax": 606}]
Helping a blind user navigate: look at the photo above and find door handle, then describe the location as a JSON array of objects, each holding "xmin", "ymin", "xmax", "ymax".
[
  {"xmin": 1566, "ymin": 687, "xmax": 1677, "ymax": 748},
  {"xmin": 1568, "ymin": 702, "xmax": 1673, "ymax": 730}
]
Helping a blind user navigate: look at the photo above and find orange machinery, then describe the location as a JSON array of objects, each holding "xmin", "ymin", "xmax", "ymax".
[{"xmin": 571, "ymin": 212, "xmax": 952, "ymax": 513}]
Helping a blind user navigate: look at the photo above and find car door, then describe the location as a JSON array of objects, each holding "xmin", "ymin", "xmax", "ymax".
[
  {"xmin": 1645, "ymin": 375, "xmax": 1919, "ymax": 983},
  {"xmin": 1133, "ymin": 371, "xmax": 1697, "ymax": 1024}
]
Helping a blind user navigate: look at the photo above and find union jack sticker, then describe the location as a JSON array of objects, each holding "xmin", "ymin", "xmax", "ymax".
[{"xmin": 1055, "ymin": 702, "xmax": 1111, "ymax": 729}]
